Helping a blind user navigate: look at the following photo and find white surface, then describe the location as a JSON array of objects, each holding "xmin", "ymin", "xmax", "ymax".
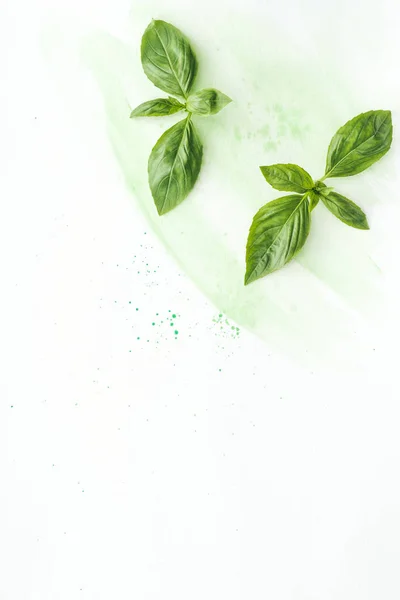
[{"xmin": 2, "ymin": 0, "xmax": 400, "ymax": 598}]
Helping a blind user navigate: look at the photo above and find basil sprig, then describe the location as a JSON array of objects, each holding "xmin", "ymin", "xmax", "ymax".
[
  {"xmin": 131, "ymin": 20, "xmax": 232, "ymax": 215},
  {"xmin": 245, "ymin": 110, "xmax": 393, "ymax": 285}
]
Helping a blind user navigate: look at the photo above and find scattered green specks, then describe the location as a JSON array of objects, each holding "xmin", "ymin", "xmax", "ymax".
[
  {"xmin": 258, "ymin": 105, "xmax": 310, "ymax": 152},
  {"xmin": 133, "ymin": 309, "xmax": 181, "ymax": 344},
  {"xmin": 212, "ymin": 313, "xmax": 240, "ymax": 339}
]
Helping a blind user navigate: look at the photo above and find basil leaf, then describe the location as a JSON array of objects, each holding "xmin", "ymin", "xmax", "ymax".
[
  {"xmin": 260, "ymin": 164, "xmax": 314, "ymax": 193},
  {"xmin": 320, "ymin": 191, "xmax": 369, "ymax": 230},
  {"xmin": 186, "ymin": 88, "xmax": 232, "ymax": 116},
  {"xmin": 130, "ymin": 97, "xmax": 185, "ymax": 117},
  {"xmin": 148, "ymin": 116, "xmax": 203, "ymax": 215},
  {"xmin": 308, "ymin": 190, "xmax": 320, "ymax": 210},
  {"xmin": 141, "ymin": 20, "xmax": 198, "ymax": 99},
  {"xmin": 245, "ymin": 194, "xmax": 311, "ymax": 284},
  {"xmin": 325, "ymin": 110, "xmax": 393, "ymax": 178}
]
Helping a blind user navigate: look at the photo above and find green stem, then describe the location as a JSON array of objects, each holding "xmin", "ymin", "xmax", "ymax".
[{"xmin": 305, "ymin": 190, "xmax": 320, "ymax": 211}]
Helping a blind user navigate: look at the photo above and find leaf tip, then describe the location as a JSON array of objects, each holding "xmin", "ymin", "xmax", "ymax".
[
  {"xmin": 259, "ymin": 165, "xmax": 272, "ymax": 183},
  {"xmin": 151, "ymin": 18, "xmax": 166, "ymax": 29},
  {"xmin": 362, "ymin": 220, "xmax": 370, "ymax": 230},
  {"xmin": 244, "ymin": 268, "xmax": 257, "ymax": 286},
  {"xmin": 155, "ymin": 199, "xmax": 172, "ymax": 216}
]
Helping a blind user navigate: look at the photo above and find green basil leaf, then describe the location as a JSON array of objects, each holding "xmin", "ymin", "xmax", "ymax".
[
  {"xmin": 148, "ymin": 116, "xmax": 203, "ymax": 215},
  {"xmin": 320, "ymin": 191, "xmax": 369, "ymax": 230},
  {"xmin": 308, "ymin": 190, "xmax": 320, "ymax": 210},
  {"xmin": 260, "ymin": 164, "xmax": 314, "ymax": 193},
  {"xmin": 245, "ymin": 194, "xmax": 311, "ymax": 284},
  {"xmin": 141, "ymin": 20, "xmax": 198, "ymax": 99},
  {"xmin": 130, "ymin": 97, "xmax": 185, "ymax": 117},
  {"xmin": 325, "ymin": 110, "xmax": 393, "ymax": 178},
  {"xmin": 186, "ymin": 88, "xmax": 232, "ymax": 116}
]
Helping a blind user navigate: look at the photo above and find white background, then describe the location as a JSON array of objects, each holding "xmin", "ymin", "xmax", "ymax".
[{"xmin": 2, "ymin": 0, "xmax": 400, "ymax": 598}]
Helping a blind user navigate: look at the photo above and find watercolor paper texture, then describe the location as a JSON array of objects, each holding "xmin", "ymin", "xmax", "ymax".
[{"xmin": 3, "ymin": 1, "xmax": 400, "ymax": 599}]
